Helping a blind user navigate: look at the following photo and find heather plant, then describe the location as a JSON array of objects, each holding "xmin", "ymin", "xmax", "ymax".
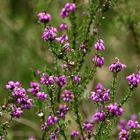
[{"xmin": 0, "ymin": 0, "xmax": 140, "ymax": 140}]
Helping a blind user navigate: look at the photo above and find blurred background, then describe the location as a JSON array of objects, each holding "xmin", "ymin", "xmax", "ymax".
[{"xmin": 0, "ymin": 0, "xmax": 140, "ymax": 139}]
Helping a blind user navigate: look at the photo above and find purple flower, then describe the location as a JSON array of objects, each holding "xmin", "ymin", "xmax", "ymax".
[
  {"xmin": 127, "ymin": 120, "xmax": 140, "ymax": 129},
  {"xmin": 41, "ymin": 122, "xmax": 48, "ymax": 131},
  {"xmin": 55, "ymin": 35, "xmax": 68, "ymax": 44},
  {"xmin": 92, "ymin": 55, "xmax": 104, "ymax": 67},
  {"xmin": 73, "ymin": 74, "xmax": 81, "ymax": 84},
  {"xmin": 79, "ymin": 43, "xmax": 87, "ymax": 54},
  {"xmin": 55, "ymin": 75, "xmax": 67, "ymax": 88},
  {"xmin": 6, "ymin": 82, "xmax": 33, "ymax": 118},
  {"xmin": 28, "ymin": 82, "xmax": 40, "ymax": 95},
  {"xmin": 11, "ymin": 86, "xmax": 33, "ymax": 110},
  {"xmin": 60, "ymin": 3, "xmax": 76, "ymax": 19},
  {"xmin": 119, "ymin": 120, "xmax": 127, "ymax": 130},
  {"xmin": 63, "ymin": 43, "xmax": 70, "ymax": 52},
  {"xmin": 48, "ymin": 76, "xmax": 55, "ymax": 85},
  {"xmin": 107, "ymin": 103, "xmax": 123, "ymax": 117},
  {"xmin": 42, "ymin": 27, "xmax": 57, "ymax": 41},
  {"xmin": 82, "ymin": 121, "xmax": 93, "ymax": 133},
  {"xmin": 61, "ymin": 90, "xmax": 74, "ymax": 102},
  {"xmin": 40, "ymin": 74, "xmax": 55, "ymax": 85},
  {"xmin": 71, "ymin": 130, "xmax": 80, "ymax": 139},
  {"xmin": 118, "ymin": 129, "xmax": 129, "ymax": 140},
  {"xmin": 12, "ymin": 87, "xmax": 26, "ymax": 98},
  {"xmin": 37, "ymin": 12, "xmax": 51, "ymax": 23},
  {"xmin": 94, "ymin": 39, "xmax": 105, "ymax": 51},
  {"xmin": 23, "ymin": 98, "xmax": 33, "ymax": 109},
  {"xmin": 126, "ymin": 71, "xmax": 140, "ymax": 88},
  {"xmin": 40, "ymin": 73, "xmax": 48, "ymax": 85},
  {"xmin": 47, "ymin": 115, "xmax": 58, "ymax": 126},
  {"xmin": 49, "ymin": 134, "xmax": 57, "ymax": 140},
  {"xmin": 11, "ymin": 106, "xmax": 23, "ymax": 118},
  {"xmin": 57, "ymin": 104, "xmax": 69, "ymax": 118},
  {"xmin": 90, "ymin": 83, "xmax": 110, "ymax": 103},
  {"xmin": 36, "ymin": 92, "xmax": 48, "ymax": 100},
  {"xmin": 48, "ymin": 127, "xmax": 60, "ymax": 140},
  {"xmin": 59, "ymin": 23, "xmax": 68, "ymax": 31},
  {"xmin": 109, "ymin": 58, "xmax": 126, "ymax": 73},
  {"xmin": 91, "ymin": 111, "xmax": 106, "ymax": 122},
  {"xmin": 6, "ymin": 81, "xmax": 20, "ymax": 90}
]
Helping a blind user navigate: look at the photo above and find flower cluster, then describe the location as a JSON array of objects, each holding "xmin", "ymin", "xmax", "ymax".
[
  {"xmin": 119, "ymin": 129, "xmax": 129, "ymax": 140},
  {"xmin": 37, "ymin": 12, "xmax": 51, "ymax": 23},
  {"xmin": 47, "ymin": 115, "xmax": 58, "ymax": 126},
  {"xmin": 6, "ymin": 81, "xmax": 32, "ymax": 118},
  {"xmin": 55, "ymin": 35, "xmax": 69, "ymax": 44},
  {"xmin": 92, "ymin": 56, "xmax": 104, "ymax": 67},
  {"xmin": 28, "ymin": 82, "xmax": 47, "ymax": 101},
  {"xmin": 71, "ymin": 130, "xmax": 80, "ymax": 139},
  {"xmin": 41, "ymin": 115, "xmax": 58, "ymax": 131},
  {"xmin": 28, "ymin": 82, "xmax": 40, "ymax": 95},
  {"xmin": 6, "ymin": 81, "xmax": 20, "ymax": 90},
  {"xmin": 90, "ymin": 83, "xmax": 110, "ymax": 103},
  {"xmin": 91, "ymin": 111, "xmax": 106, "ymax": 122},
  {"xmin": 94, "ymin": 39, "xmax": 105, "ymax": 51},
  {"xmin": 59, "ymin": 23, "xmax": 68, "ymax": 32},
  {"xmin": 57, "ymin": 104, "xmax": 69, "ymax": 118},
  {"xmin": 92, "ymin": 39, "xmax": 105, "ymax": 67},
  {"xmin": 82, "ymin": 121, "xmax": 93, "ymax": 134},
  {"xmin": 60, "ymin": 3, "xmax": 76, "ymax": 18},
  {"xmin": 118, "ymin": 114, "xmax": 140, "ymax": 140},
  {"xmin": 11, "ymin": 106, "xmax": 23, "ymax": 118},
  {"xmin": 36, "ymin": 92, "xmax": 48, "ymax": 100},
  {"xmin": 42, "ymin": 26, "xmax": 57, "ymax": 41},
  {"xmin": 127, "ymin": 120, "xmax": 140, "ymax": 129},
  {"xmin": 79, "ymin": 43, "xmax": 87, "ymax": 54},
  {"xmin": 61, "ymin": 90, "xmax": 74, "ymax": 102},
  {"xmin": 55, "ymin": 75, "xmax": 67, "ymax": 88},
  {"xmin": 107, "ymin": 103, "xmax": 123, "ymax": 117},
  {"xmin": 126, "ymin": 70, "xmax": 140, "ymax": 88},
  {"xmin": 73, "ymin": 74, "xmax": 81, "ymax": 84},
  {"xmin": 109, "ymin": 58, "xmax": 126, "ymax": 73},
  {"xmin": 40, "ymin": 73, "xmax": 67, "ymax": 88},
  {"xmin": 40, "ymin": 73, "xmax": 55, "ymax": 85}
]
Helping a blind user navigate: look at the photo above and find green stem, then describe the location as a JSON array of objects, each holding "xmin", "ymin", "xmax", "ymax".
[
  {"xmin": 49, "ymin": 90, "xmax": 67, "ymax": 140},
  {"xmin": 57, "ymin": 88, "xmax": 61, "ymax": 103},
  {"xmin": 2, "ymin": 117, "xmax": 13, "ymax": 139},
  {"xmin": 58, "ymin": 122, "xmax": 68, "ymax": 140},
  {"xmin": 111, "ymin": 73, "xmax": 117, "ymax": 102},
  {"xmin": 41, "ymin": 132, "xmax": 46, "ymax": 140},
  {"xmin": 74, "ymin": 97, "xmax": 85, "ymax": 139},
  {"xmin": 95, "ymin": 122, "xmax": 104, "ymax": 140},
  {"xmin": 69, "ymin": 0, "xmax": 77, "ymax": 49},
  {"xmin": 84, "ymin": 4, "xmax": 100, "ymax": 43},
  {"xmin": 50, "ymin": 91, "xmax": 55, "ymax": 115},
  {"xmin": 120, "ymin": 88, "xmax": 134, "ymax": 106},
  {"xmin": 70, "ymin": 13, "xmax": 77, "ymax": 49},
  {"xmin": 39, "ymin": 109, "xmax": 46, "ymax": 140}
]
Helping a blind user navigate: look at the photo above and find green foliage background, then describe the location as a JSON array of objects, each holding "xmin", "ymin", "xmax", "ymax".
[{"xmin": 0, "ymin": 0, "xmax": 140, "ymax": 139}]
